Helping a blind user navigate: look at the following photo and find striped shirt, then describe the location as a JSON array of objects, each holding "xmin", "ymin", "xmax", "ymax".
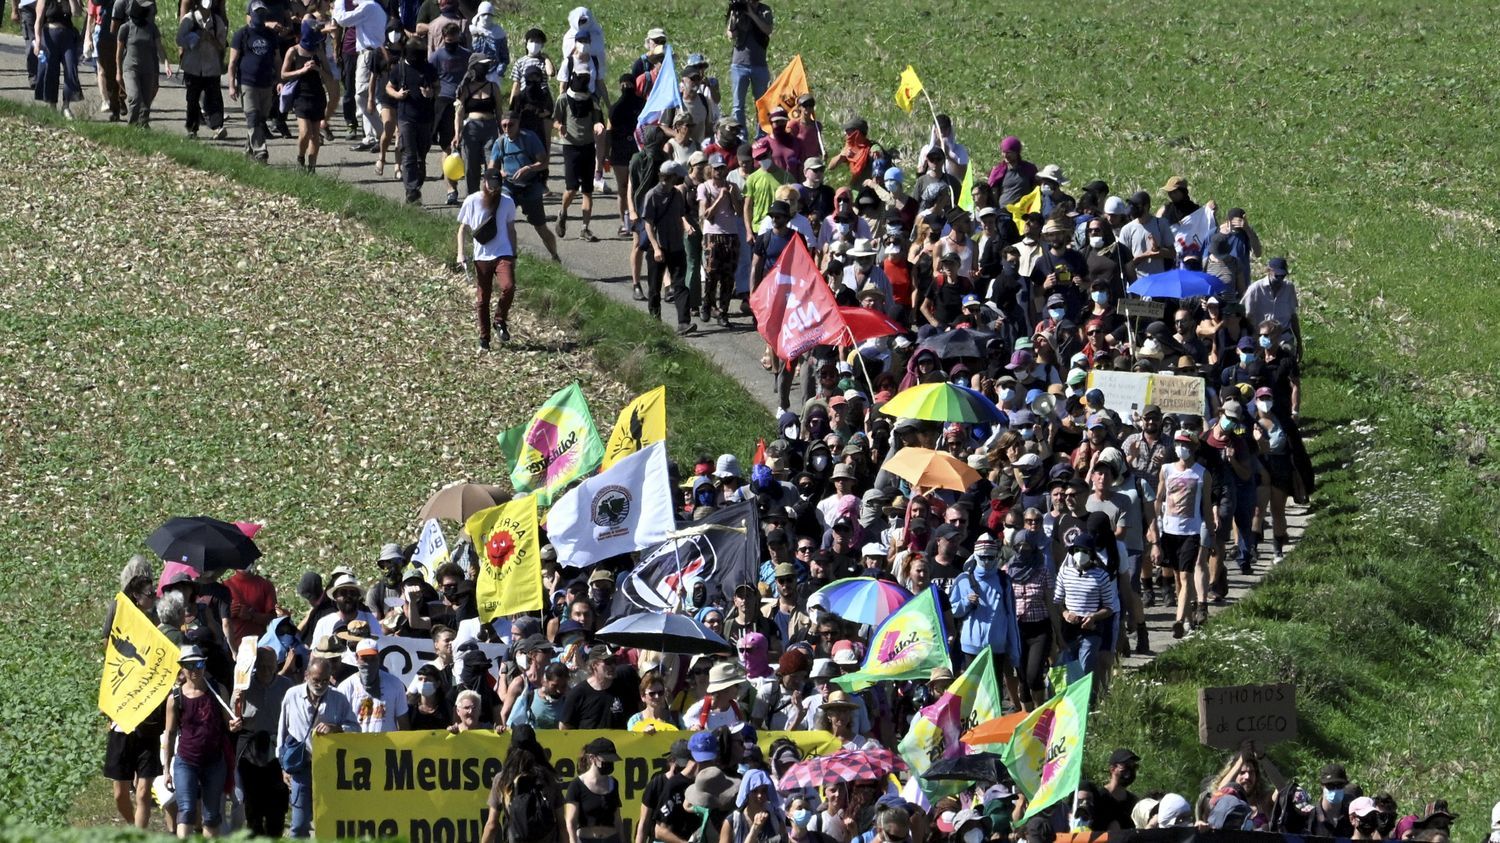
[{"xmin": 1053, "ymin": 563, "xmax": 1119, "ymax": 617}]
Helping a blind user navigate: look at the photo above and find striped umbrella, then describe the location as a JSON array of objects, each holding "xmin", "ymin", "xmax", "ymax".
[
  {"xmin": 812, "ymin": 577, "xmax": 912, "ymax": 626},
  {"xmin": 878, "ymin": 382, "xmax": 1005, "ymax": 424}
]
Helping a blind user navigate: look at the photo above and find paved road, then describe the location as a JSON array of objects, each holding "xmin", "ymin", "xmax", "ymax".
[{"xmin": 0, "ymin": 33, "xmax": 1307, "ymax": 663}]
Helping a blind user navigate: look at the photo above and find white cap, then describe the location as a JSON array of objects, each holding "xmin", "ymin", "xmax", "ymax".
[
  {"xmin": 1103, "ymin": 195, "xmax": 1131, "ymax": 215},
  {"xmin": 810, "ymin": 657, "xmax": 838, "ymax": 679}
]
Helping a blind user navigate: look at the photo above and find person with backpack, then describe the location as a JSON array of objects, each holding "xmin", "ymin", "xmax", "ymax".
[
  {"xmin": 484, "ymin": 725, "xmax": 563, "ymax": 843},
  {"xmin": 566, "ymin": 737, "xmax": 627, "ymax": 843},
  {"xmin": 175, "ymin": 0, "xmax": 228, "ymax": 139},
  {"xmin": 163, "ymin": 644, "xmax": 239, "ymax": 839}
]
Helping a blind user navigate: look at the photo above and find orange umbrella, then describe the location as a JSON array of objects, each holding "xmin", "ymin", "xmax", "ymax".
[
  {"xmin": 961, "ymin": 710, "xmax": 1029, "ymax": 746},
  {"xmin": 882, "ymin": 447, "xmax": 981, "ymax": 492}
]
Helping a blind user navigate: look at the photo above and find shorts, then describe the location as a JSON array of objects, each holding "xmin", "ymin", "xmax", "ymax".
[
  {"xmin": 1158, "ymin": 532, "xmax": 1201, "ymax": 572},
  {"xmin": 1119, "ymin": 551, "xmax": 1140, "ymax": 580},
  {"xmin": 562, "ymin": 143, "xmax": 596, "ymax": 193},
  {"xmin": 632, "ymin": 218, "xmax": 650, "ymax": 249},
  {"xmin": 104, "ymin": 727, "xmax": 164, "ymax": 781},
  {"xmin": 507, "ymin": 181, "xmax": 547, "ymax": 226}
]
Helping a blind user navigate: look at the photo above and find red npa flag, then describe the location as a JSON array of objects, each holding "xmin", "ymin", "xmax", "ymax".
[{"xmin": 749, "ymin": 235, "xmax": 846, "ymax": 363}]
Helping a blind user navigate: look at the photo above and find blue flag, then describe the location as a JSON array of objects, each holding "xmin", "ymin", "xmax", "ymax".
[{"xmin": 636, "ymin": 44, "xmax": 682, "ymax": 133}]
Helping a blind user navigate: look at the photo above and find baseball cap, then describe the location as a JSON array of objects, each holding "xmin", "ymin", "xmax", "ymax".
[
  {"xmin": 688, "ymin": 730, "xmax": 718, "ymax": 762},
  {"xmin": 355, "ymin": 638, "xmax": 380, "ymax": 657}
]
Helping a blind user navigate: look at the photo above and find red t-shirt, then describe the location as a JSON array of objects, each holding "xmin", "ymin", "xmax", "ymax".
[{"xmin": 225, "ymin": 570, "xmax": 277, "ymax": 647}]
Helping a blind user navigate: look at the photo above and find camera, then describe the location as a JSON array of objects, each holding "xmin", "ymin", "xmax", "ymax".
[{"xmin": 727, "ymin": 0, "xmax": 747, "ymax": 14}]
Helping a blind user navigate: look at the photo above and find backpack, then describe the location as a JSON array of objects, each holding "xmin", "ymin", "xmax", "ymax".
[{"xmin": 505, "ymin": 776, "xmax": 556, "ymax": 842}]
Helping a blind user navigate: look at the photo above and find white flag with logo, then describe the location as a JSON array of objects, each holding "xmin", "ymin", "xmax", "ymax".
[
  {"xmin": 1171, "ymin": 204, "xmax": 1216, "ymax": 262},
  {"xmin": 414, "ymin": 518, "xmax": 449, "ymax": 587},
  {"xmin": 547, "ymin": 441, "xmax": 675, "ymax": 567}
]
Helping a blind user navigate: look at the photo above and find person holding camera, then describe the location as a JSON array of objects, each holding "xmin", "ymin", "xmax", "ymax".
[{"xmin": 724, "ymin": 0, "xmax": 772, "ymax": 132}]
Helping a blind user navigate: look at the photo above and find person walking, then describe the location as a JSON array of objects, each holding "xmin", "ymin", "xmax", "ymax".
[
  {"xmin": 281, "ymin": 19, "xmax": 337, "ymax": 172},
  {"xmin": 163, "ymin": 644, "xmax": 238, "ymax": 839},
  {"xmin": 450, "ymin": 53, "xmax": 500, "ymax": 199},
  {"xmin": 276, "ymin": 658, "xmax": 358, "ymax": 838},
  {"xmin": 115, "ymin": 0, "xmax": 171, "ymax": 127},
  {"xmin": 456, "ymin": 168, "xmax": 519, "ymax": 349},
  {"xmin": 697, "ymin": 152, "xmax": 742, "ymax": 327},
  {"xmin": 552, "ymin": 71, "xmax": 605, "ymax": 242},
  {"xmin": 1156, "ymin": 430, "xmax": 1212, "ymax": 638},
  {"xmin": 385, "ymin": 38, "xmax": 438, "ymax": 202},
  {"xmin": 228, "ymin": 5, "xmax": 278, "ymax": 161},
  {"xmin": 641, "ymin": 159, "xmax": 697, "ymax": 335},
  {"xmin": 489, "ymin": 110, "xmax": 562, "ymax": 259},
  {"xmin": 330, "ymin": 0, "xmax": 387, "ymax": 153},
  {"xmin": 32, "ymin": 0, "xmax": 84, "ymax": 118},
  {"xmin": 232, "ymin": 648, "xmax": 293, "ymax": 838},
  {"xmin": 176, "ymin": 0, "xmax": 228, "ymax": 139}
]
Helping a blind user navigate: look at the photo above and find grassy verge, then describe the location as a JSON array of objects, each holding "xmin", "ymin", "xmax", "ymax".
[{"xmin": 0, "ymin": 96, "xmax": 768, "ymax": 829}]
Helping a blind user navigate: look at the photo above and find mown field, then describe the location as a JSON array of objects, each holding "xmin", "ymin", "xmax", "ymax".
[
  {"xmin": 0, "ymin": 108, "xmax": 770, "ymax": 830},
  {"xmin": 512, "ymin": 0, "xmax": 1500, "ymax": 830}
]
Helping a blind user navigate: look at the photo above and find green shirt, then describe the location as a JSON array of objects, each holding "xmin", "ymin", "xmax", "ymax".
[{"xmin": 744, "ymin": 166, "xmax": 790, "ymax": 230}]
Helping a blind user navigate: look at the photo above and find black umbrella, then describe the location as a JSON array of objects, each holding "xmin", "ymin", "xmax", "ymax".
[
  {"xmin": 920, "ymin": 751, "xmax": 1012, "ymax": 784},
  {"xmin": 918, "ymin": 327, "xmax": 994, "ymax": 361},
  {"xmin": 147, "ymin": 516, "xmax": 262, "ymax": 572},
  {"xmin": 595, "ymin": 611, "xmax": 731, "ymax": 655}
]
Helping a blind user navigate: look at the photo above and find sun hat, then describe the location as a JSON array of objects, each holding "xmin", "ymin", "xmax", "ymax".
[{"xmin": 706, "ymin": 662, "xmax": 748, "ymax": 693}]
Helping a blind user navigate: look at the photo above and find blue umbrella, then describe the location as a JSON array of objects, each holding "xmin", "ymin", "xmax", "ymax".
[
  {"xmin": 596, "ymin": 611, "xmax": 731, "ymax": 655},
  {"xmin": 1127, "ymin": 268, "xmax": 1230, "ymax": 299}
]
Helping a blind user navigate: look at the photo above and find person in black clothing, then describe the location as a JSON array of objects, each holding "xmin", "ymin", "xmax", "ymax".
[
  {"xmin": 640, "ymin": 160, "xmax": 697, "ymax": 335},
  {"xmin": 385, "ymin": 39, "xmax": 438, "ymax": 202},
  {"xmin": 640, "ymin": 740, "xmax": 698, "ymax": 843},
  {"xmin": 448, "ymin": 646, "xmax": 502, "ymax": 723},
  {"xmin": 1307, "ymin": 764, "xmax": 1355, "ymax": 838},
  {"xmin": 406, "ymin": 664, "xmax": 454, "ymax": 730},
  {"xmin": 607, "ymin": 72, "xmax": 644, "ymax": 236},
  {"xmin": 1089, "ymin": 748, "xmax": 1142, "ymax": 831},
  {"xmin": 560, "ymin": 645, "xmax": 626, "ymax": 729},
  {"xmin": 920, "ymin": 251, "xmax": 974, "ymax": 329}
]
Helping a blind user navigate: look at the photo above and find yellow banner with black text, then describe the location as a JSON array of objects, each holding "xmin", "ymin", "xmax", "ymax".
[{"xmin": 311, "ymin": 728, "xmax": 840, "ymax": 841}]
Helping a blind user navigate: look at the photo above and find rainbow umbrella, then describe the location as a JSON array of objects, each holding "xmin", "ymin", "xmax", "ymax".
[
  {"xmin": 878, "ymin": 382, "xmax": 1005, "ymax": 424},
  {"xmin": 812, "ymin": 577, "xmax": 912, "ymax": 626}
]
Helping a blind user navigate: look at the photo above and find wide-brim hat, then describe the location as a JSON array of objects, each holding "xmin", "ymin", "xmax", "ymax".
[
  {"xmin": 685, "ymin": 768, "xmax": 738, "ymax": 811},
  {"xmin": 706, "ymin": 661, "xmax": 748, "ymax": 693}
]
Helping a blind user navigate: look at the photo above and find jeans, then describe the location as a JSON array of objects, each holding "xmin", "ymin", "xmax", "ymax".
[
  {"xmin": 240, "ymin": 85, "xmax": 274, "ymax": 157},
  {"xmin": 646, "ymin": 247, "xmax": 690, "ymax": 326},
  {"xmin": 354, "ymin": 49, "xmax": 382, "ymax": 143},
  {"xmin": 475, "ymin": 256, "xmax": 516, "ymax": 344},
  {"xmin": 237, "ymin": 757, "xmax": 288, "ymax": 838},
  {"xmin": 461, "ymin": 117, "xmax": 498, "ymax": 195},
  {"xmin": 172, "ymin": 755, "xmax": 227, "ymax": 828},
  {"xmin": 1063, "ymin": 629, "xmax": 1104, "ymax": 676},
  {"xmin": 183, "ymin": 72, "xmax": 224, "ymax": 132},
  {"xmin": 728, "ymin": 62, "xmax": 770, "ymax": 134},
  {"xmin": 1232, "ymin": 475, "xmax": 1258, "ymax": 565},
  {"xmin": 340, "ymin": 51, "xmax": 357, "ymax": 127},
  {"xmin": 19, "ymin": 5, "xmax": 38, "ymax": 81},
  {"xmin": 288, "ymin": 767, "xmax": 314, "ymax": 838},
  {"xmin": 36, "ymin": 24, "xmax": 81, "ymax": 105},
  {"xmin": 397, "ymin": 116, "xmax": 432, "ymax": 196}
]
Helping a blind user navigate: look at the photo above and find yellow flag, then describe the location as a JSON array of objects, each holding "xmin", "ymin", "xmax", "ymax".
[
  {"xmin": 894, "ymin": 65, "xmax": 924, "ymax": 114},
  {"xmin": 755, "ymin": 55, "xmax": 811, "ymax": 135},
  {"xmin": 1006, "ymin": 185, "xmax": 1042, "ymax": 228},
  {"xmin": 602, "ymin": 386, "xmax": 667, "ymax": 469},
  {"xmin": 100, "ymin": 592, "xmax": 181, "ymax": 732},
  {"xmin": 465, "ymin": 496, "xmax": 542, "ymax": 621}
]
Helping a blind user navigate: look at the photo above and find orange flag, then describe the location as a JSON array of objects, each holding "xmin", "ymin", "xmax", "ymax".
[{"xmin": 754, "ymin": 55, "xmax": 811, "ymax": 134}]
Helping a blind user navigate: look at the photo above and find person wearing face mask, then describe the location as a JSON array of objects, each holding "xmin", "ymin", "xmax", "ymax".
[
  {"xmin": 276, "ymin": 658, "xmax": 358, "ymax": 838},
  {"xmin": 742, "ymin": 140, "xmax": 791, "ymax": 240},
  {"xmin": 1005, "ymin": 515, "xmax": 1053, "ymax": 710},
  {"xmin": 281, "ymin": 18, "xmax": 337, "ymax": 172},
  {"xmin": 336, "ymin": 637, "xmax": 410, "ymax": 732},
  {"xmin": 1349, "ymin": 797, "xmax": 1384, "ymax": 841},
  {"xmin": 566, "ymin": 738, "xmax": 626, "ymax": 843},
  {"xmin": 115, "ymin": 0, "xmax": 172, "ymax": 127},
  {"xmin": 175, "ymin": 0, "xmax": 228, "ymax": 138},
  {"xmin": 1088, "ymin": 748, "xmax": 1142, "ymax": 830},
  {"xmin": 1155, "ymin": 430, "xmax": 1211, "ymax": 639},
  {"xmin": 1251, "ymin": 387, "xmax": 1293, "ymax": 564},
  {"xmin": 1309, "ymin": 765, "xmax": 1355, "ymax": 837},
  {"xmin": 405, "ymin": 663, "xmax": 453, "ymax": 729},
  {"xmin": 1030, "ymin": 218, "xmax": 1086, "ymax": 318},
  {"xmin": 1083, "ymin": 214, "xmax": 1133, "ymax": 296},
  {"xmin": 946, "ymin": 535, "xmax": 1023, "ymax": 696},
  {"xmin": 1053, "ymin": 532, "xmax": 1118, "ymax": 683},
  {"xmin": 227, "ymin": 6, "xmax": 279, "ymax": 160},
  {"xmin": 1241, "ymin": 256, "xmax": 1300, "ymax": 349}
]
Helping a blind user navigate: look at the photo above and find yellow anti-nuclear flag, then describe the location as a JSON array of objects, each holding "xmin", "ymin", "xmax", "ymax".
[
  {"xmin": 602, "ymin": 386, "xmax": 667, "ymax": 470},
  {"xmin": 1006, "ymin": 185, "xmax": 1042, "ymax": 229},
  {"xmin": 465, "ymin": 496, "xmax": 542, "ymax": 621},
  {"xmin": 100, "ymin": 592, "xmax": 181, "ymax": 731},
  {"xmin": 894, "ymin": 65, "xmax": 924, "ymax": 114}
]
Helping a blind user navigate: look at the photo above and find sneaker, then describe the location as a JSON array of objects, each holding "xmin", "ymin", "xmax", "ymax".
[
  {"xmin": 405, "ymin": 189, "xmax": 421, "ymax": 204},
  {"xmin": 296, "ymin": 153, "xmax": 305, "ymax": 167},
  {"xmin": 616, "ymin": 224, "xmax": 630, "ymax": 238},
  {"xmin": 187, "ymin": 129, "xmax": 198, "ymax": 139},
  {"xmin": 276, "ymin": 121, "xmax": 293, "ymax": 138},
  {"xmin": 478, "ymin": 338, "xmax": 490, "ymax": 352},
  {"xmin": 676, "ymin": 323, "xmax": 697, "ymax": 336},
  {"xmin": 663, "ymin": 286, "xmax": 679, "ymax": 304},
  {"xmin": 1238, "ymin": 560, "xmax": 1253, "ymax": 575},
  {"xmin": 321, "ymin": 125, "xmax": 335, "ymax": 143},
  {"xmin": 579, "ymin": 227, "xmax": 598, "ymax": 243},
  {"xmin": 445, "ymin": 190, "xmax": 459, "ymax": 206},
  {"xmin": 351, "ymin": 139, "xmax": 376, "ymax": 152},
  {"xmin": 345, "ymin": 123, "xmax": 360, "ymax": 140},
  {"xmin": 1135, "ymin": 624, "xmax": 1150, "ymax": 655},
  {"xmin": 1143, "ymin": 586, "xmax": 1158, "ymax": 608},
  {"xmin": 99, "ymin": 100, "xmax": 113, "ymax": 114},
  {"xmin": 61, "ymin": 106, "xmax": 75, "ymax": 120},
  {"xmin": 555, "ymin": 215, "xmax": 567, "ymax": 237},
  {"xmin": 717, "ymin": 314, "xmax": 730, "ymax": 328},
  {"xmin": 211, "ymin": 126, "xmax": 228, "ymax": 140},
  {"xmin": 1171, "ymin": 621, "xmax": 1186, "ymax": 640},
  {"xmin": 498, "ymin": 320, "xmax": 511, "ymax": 342}
]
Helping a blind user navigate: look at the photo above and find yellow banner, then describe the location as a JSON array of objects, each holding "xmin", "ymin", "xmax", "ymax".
[
  {"xmin": 464, "ymin": 496, "xmax": 542, "ymax": 621},
  {"xmin": 602, "ymin": 385, "xmax": 667, "ymax": 470},
  {"xmin": 311, "ymin": 729, "xmax": 840, "ymax": 840},
  {"xmin": 99, "ymin": 592, "xmax": 180, "ymax": 732},
  {"xmin": 1006, "ymin": 185, "xmax": 1041, "ymax": 229}
]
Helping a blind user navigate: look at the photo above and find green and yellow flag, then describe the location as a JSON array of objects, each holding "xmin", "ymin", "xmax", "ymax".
[
  {"xmin": 894, "ymin": 65, "xmax": 924, "ymax": 113},
  {"xmin": 1006, "ymin": 185, "xmax": 1042, "ymax": 228},
  {"xmin": 100, "ymin": 593, "xmax": 181, "ymax": 731},
  {"xmin": 465, "ymin": 496, "xmax": 543, "ymax": 621},
  {"xmin": 602, "ymin": 386, "xmax": 667, "ymax": 470},
  {"xmin": 897, "ymin": 646, "xmax": 1006, "ymax": 797},
  {"xmin": 835, "ymin": 585, "xmax": 948, "ymax": 692},
  {"xmin": 1005, "ymin": 672, "xmax": 1094, "ymax": 821},
  {"xmin": 957, "ymin": 161, "xmax": 974, "ymax": 212},
  {"xmin": 496, "ymin": 382, "xmax": 605, "ymax": 507}
]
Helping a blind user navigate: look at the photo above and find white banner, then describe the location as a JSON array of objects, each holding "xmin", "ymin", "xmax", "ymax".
[
  {"xmin": 414, "ymin": 518, "xmax": 449, "ymax": 587},
  {"xmin": 1086, "ymin": 370, "xmax": 1152, "ymax": 418},
  {"xmin": 1171, "ymin": 205, "xmax": 1216, "ymax": 262},
  {"xmin": 373, "ymin": 635, "xmax": 506, "ymax": 687},
  {"xmin": 546, "ymin": 441, "xmax": 675, "ymax": 568}
]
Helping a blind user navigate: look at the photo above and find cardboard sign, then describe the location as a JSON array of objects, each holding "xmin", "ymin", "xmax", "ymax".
[
  {"xmin": 1118, "ymin": 298, "xmax": 1166, "ymax": 320},
  {"xmin": 1147, "ymin": 373, "xmax": 1206, "ymax": 417},
  {"xmin": 1086, "ymin": 371, "xmax": 1152, "ymax": 419},
  {"xmin": 1197, "ymin": 683, "xmax": 1296, "ymax": 749}
]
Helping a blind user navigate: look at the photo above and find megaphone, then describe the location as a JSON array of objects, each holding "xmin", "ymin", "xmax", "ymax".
[{"xmin": 1031, "ymin": 392, "xmax": 1056, "ymax": 417}]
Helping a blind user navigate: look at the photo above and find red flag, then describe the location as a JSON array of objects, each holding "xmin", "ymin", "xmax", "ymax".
[
  {"xmin": 836, "ymin": 306, "xmax": 905, "ymax": 344},
  {"xmin": 749, "ymin": 235, "xmax": 846, "ymax": 362},
  {"xmin": 752, "ymin": 438, "xmax": 767, "ymax": 466}
]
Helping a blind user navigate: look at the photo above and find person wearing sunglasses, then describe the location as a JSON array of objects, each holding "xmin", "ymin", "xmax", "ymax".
[
  {"xmin": 163, "ymin": 644, "xmax": 240, "ymax": 838},
  {"xmin": 626, "ymin": 673, "xmax": 682, "ymax": 731}
]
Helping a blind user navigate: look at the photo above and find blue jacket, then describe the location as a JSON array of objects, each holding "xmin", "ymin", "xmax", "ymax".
[{"xmin": 948, "ymin": 559, "xmax": 1023, "ymax": 665}]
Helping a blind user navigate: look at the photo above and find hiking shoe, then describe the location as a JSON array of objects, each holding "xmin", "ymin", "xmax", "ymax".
[
  {"xmin": 1171, "ymin": 621, "xmax": 1186, "ymax": 640},
  {"xmin": 676, "ymin": 322, "xmax": 697, "ymax": 336},
  {"xmin": 555, "ymin": 215, "xmax": 567, "ymax": 237},
  {"xmin": 445, "ymin": 190, "xmax": 459, "ymax": 206},
  {"xmin": 498, "ymin": 321, "xmax": 511, "ymax": 342},
  {"xmin": 211, "ymin": 126, "xmax": 229, "ymax": 140},
  {"xmin": 1142, "ymin": 585, "xmax": 1157, "ymax": 608},
  {"xmin": 663, "ymin": 286, "xmax": 679, "ymax": 303}
]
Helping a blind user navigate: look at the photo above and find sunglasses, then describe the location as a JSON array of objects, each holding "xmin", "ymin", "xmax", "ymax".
[
  {"xmin": 181, "ymin": 661, "xmax": 206, "ymax": 671},
  {"xmin": 796, "ymin": 546, "xmax": 814, "ymax": 552},
  {"xmin": 646, "ymin": 689, "xmax": 664, "ymax": 698}
]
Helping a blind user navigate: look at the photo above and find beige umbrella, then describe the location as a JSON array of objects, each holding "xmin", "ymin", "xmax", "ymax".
[{"xmin": 417, "ymin": 483, "xmax": 507, "ymax": 522}]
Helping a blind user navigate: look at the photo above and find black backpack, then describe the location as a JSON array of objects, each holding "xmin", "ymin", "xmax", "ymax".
[{"xmin": 506, "ymin": 775, "xmax": 556, "ymax": 842}]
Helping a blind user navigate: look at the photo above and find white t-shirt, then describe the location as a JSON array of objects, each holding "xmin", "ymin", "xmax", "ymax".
[
  {"xmin": 683, "ymin": 699, "xmax": 743, "ymax": 731},
  {"xmin": 458, "ymin": 192, "xmax": 517, "ymax": 260},
  {"xmin": 310, "ymin": 610, "xmax": 381, "ymax": 664},
  {"xmin": 337, "ymin": 670, "xmax": 411, "ymax": 733}
]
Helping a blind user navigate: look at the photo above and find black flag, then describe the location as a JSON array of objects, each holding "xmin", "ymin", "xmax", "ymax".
[{"xmin": 611, "ymin": 500, "xmax": 761, "ymax": 616}]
